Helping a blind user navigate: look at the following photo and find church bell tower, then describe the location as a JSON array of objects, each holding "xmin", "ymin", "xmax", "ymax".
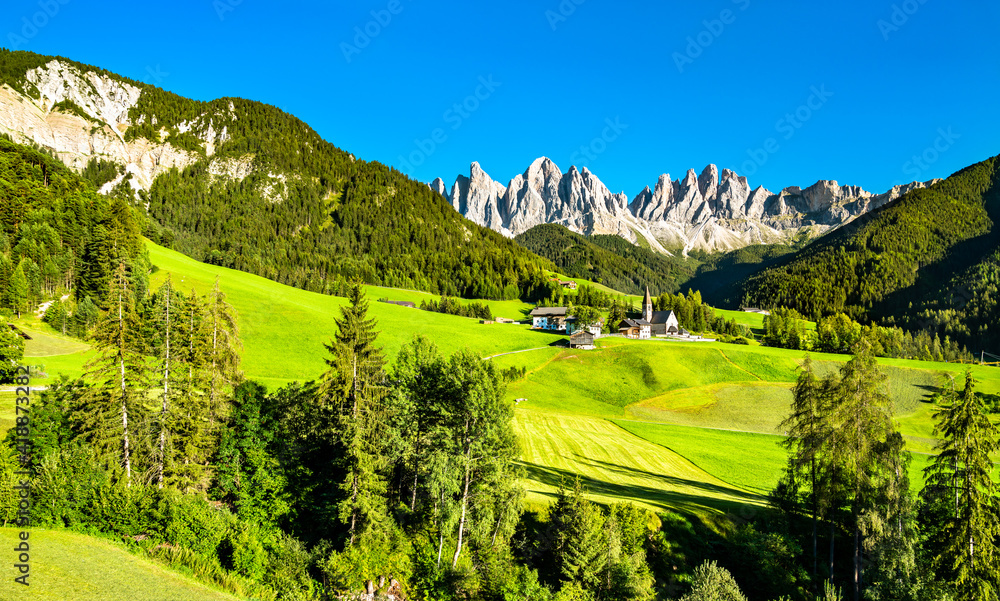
[{"xmin": 643, "ymin": 286, "xmax": 653, "ymax": 322}]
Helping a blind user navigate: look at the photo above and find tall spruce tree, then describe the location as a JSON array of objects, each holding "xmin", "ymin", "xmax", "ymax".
[
  {"xmin": 922, "ymin": 370, "xmax": 1000, "ymax": 600},
  {"xmin": 779, "ymin": 354, "xmax": 833, "ymax": 578},
  {"xmin": 172, "ymin": 287, "xmax": 212, "ymax": 491},
  {"xmin": 206, "ymin": 276, "xmax": 242, "ymax": 423},
  {"xmin": 826, "ymin": 337, "xmax": 897, "ymax": 601},
  {"xmin": 321, "ymin": 283, "xmax": 391, "ymax": 547},
  {"xmin": 152, "ymin": 275, "xmax": 182, "ymax": 488},
  {"xmin": 80, "ymin": 262, "xmax": 149, "ymax": 486}
]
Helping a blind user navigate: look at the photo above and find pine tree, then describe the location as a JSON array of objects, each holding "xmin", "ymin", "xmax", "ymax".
[
  {"xmin": 172, "ymin": 287, "xmax": 212, "ymax": 492},
  {"xmin": 80, "ymin": 262, "xmax": 149, "ymax": 486},
  {"xmin": 152, "ymin": 275, "xmax": 182, "ymax": 488},
  {"xmin": 206, "ymin": 276, "xmax": 242, "ymax": 422},
  {"xmin": 826, "ymin": 337, "xmax": 896, "ymax": 601},
  {"xmin": 922, "ymin": 370, "xmax": 1000, "ymax": 600},
  {"xmin": 321, "ymin": 283, "xmax": 391, "ymax": 547},
  {"xmin": 779, "ymin": 355, "xmax": 833, "ymax": 578},
  {"xmin": 6, "ymin": 260, "xmax": 27, "ymax": 317}
]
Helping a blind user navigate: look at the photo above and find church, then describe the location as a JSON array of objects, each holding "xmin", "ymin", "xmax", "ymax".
[{"xmin": 641, "ymin": 286, "xmax": 680, "ymax": 336}]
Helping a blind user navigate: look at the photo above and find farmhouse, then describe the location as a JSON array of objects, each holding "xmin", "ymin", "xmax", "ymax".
[
  {"xmin": 641, "ymin": 287, "xmax": 680, "ymax": 336},
  {"xmin": 618, "ymin": 318, "xmax": 651, "ymax": 339},
  {"xmin": 531, "ymin": 306, "xmax": 574, "ymax": 332}
]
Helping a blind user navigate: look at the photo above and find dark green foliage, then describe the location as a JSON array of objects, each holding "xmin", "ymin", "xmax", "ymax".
[
  {"xmin": 515, "ymin": 224, "xmax": 693, "ymax": 296},
  {"xmin": 0, "ymin": 136, "xmax": 143, "ymax": 312},
  {"xmin": 690, "ymin": 243, "xmax": 798, "ymax": 305},
  {"xmin": 419, "ymin": 296, "xmax": 493, "ymax": 320},
  {"xmin": 80, "ymin": 157, "xmax": 124, "ymax": 190},
  {"xmin": 739, "ymin": 155, "xmax": 1000, "ymax": 350},
  {"xmin": 921, "ymin": 372, "xmax": 1000, "ymax": 599}
]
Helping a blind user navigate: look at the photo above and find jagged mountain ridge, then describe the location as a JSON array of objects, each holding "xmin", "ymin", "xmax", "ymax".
[{"xmin": 433, "ymin": 159, "xmax": 933, "ymax": 253}]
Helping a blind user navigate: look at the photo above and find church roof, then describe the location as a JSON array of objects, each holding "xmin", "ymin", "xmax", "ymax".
[
  {"xmin": 648, "ymin": 310, "xmax": 677, "ymax": 325},
  {"xmin": 643, "ymin": 286, "xmax": 652, "ymax": 308}
]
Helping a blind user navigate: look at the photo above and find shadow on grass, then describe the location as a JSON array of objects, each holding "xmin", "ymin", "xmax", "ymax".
[{"xmin": 516, "ymin": 455, "xmax": 768, "ymax": 517}]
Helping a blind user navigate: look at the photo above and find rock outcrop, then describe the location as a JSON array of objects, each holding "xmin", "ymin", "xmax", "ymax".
[
  {"xmin": 434, "ymin": 158, "xmax": 935, "ymax": 254},
  {"xmin": 0, "ymin": 59, "xmax": 249, "ymax": 194}
]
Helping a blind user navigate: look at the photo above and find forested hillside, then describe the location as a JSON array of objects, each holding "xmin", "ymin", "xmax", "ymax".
[
  {"xmin": 0, "ymin": 49, "xmax": 555, "ymax": 301},
  {"xmin": 514, "ymin": 223, "xmax": 694, "ymax": 296},
  {"xmin": 738, "ymin": 154, "xmax": 1000, "ymax": 348},
  {"xmin": 0, "ymin": 135, "xmax": 144, "ymax": 312}
]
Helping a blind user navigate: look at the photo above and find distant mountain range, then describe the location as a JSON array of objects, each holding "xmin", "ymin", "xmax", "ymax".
[{"xmin": 432, "ymin": 158, "xmax": 934, "ymax": 253}]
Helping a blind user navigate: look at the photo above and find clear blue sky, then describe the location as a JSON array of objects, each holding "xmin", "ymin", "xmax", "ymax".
[{"xmin": 4, "ymin": 0, "xmax": 999, "ymax": 196}]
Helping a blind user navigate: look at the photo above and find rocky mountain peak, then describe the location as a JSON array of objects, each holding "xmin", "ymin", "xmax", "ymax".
[{"xmin": 437, "ymin": 156, "xmax": 934, "ymax": 254}]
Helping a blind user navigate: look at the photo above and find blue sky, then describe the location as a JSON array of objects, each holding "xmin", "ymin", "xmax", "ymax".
[{"xmin": 4, "ymin": 0, "xmax": 999, "ymax": 196}]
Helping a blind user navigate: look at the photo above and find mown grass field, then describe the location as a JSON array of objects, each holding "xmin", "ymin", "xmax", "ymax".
[
  {"xmin": 0, "ymin": 528, "xmax": 240, "ymax": 601},
  {"xmin": 514, "ymin": 410, "xmax": 764, "ymax": 516}
]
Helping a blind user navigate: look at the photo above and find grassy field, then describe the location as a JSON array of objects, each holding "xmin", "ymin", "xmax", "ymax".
[
  {"xmin": 0, "ymin": 528, "xmax": 240, "ymax": 601},
  {"xmin": 514, "ymin": 410, "xmax": 764, "ymax": 516},
  {"xmin": 504, "ymin": 335, "xmax": 999, "ymax": 505},
  {"xmin": 13, "ymin": 239, "xmax": 999, "ymax": 525},
  {"xmin": 142, "ymin": 241, "xmax": 562, "ymax": 389}
]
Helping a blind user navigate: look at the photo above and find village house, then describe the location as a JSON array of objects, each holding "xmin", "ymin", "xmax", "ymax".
[
  {"xmin": 618, "ymin": 318, "xmax": 651, "ymax": 339},
  {"xmin": 530, "ymin": 306, "xmax": 572, "ymax": 332}
]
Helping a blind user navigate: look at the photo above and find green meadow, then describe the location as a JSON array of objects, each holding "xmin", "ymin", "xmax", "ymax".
[
  {"xmin": 0, "ymin": 528, "xmax": 240, "ymax": 601},
  {"xmin": 12, "ymin": 239, "xmax": 999, "ymax": 521}
]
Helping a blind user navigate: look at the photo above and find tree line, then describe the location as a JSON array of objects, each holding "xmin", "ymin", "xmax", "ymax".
[
  {"xmin": 774, "ymin": 339, "xmax": 1000, "ymax": 601},
  {"xmin": 763, "ymin": 308, "xmax": 974, "ymax": 363}
]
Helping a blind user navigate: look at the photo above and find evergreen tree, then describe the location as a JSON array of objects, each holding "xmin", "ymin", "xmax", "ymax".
[
  {"xmin": 206, "ymin": 276, "xmax": 242, "ymax": 422},
  {"xmin": 172, "ymin": 287, "xmax": 212, "ymax": 491},
  {"xmin": 151, "ymin": 275, "xmax": 182, "ymax": 488},
  {"xmin": 779, "ymin": 355, "xmax": 833, "ymax": 578},
  {"xmin": 922, "ymin": 370, "xmax": 1000, "ymax": 600},
  {"xmin": 321, "ymin": 283, "xmax": 391, "ymax": 547},
  {"xmin": 79, "ymin": 262, "xmax": 149, "ymax": 486},
  {"xmin": 825, "ymin": 337, "xmax": 897, "ymax": 601},
  {"xmin": 6, "ymin": 260, "xmax": 27, "ymax": 317}
]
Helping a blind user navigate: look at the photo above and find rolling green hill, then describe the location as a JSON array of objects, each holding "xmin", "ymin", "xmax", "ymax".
[
  {"xmin": 737, "ymin": 153, "xmax": 1000, "ymax": 349},
  {"xmin": 514, "ymin": 223, "xmax": 695, "ymax": 295}
]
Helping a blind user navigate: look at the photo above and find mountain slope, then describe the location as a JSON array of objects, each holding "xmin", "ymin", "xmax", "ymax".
[
  {"xmin": 737, "ymin": 154, "xmax": 1000, "ymax": 347},
  {"xmin": 0, "ymin": 50, "xmax": 554, "ymax": 300},
  {"xmin": 436, "ymin": 158, "xmax": 933, "ymax": 253},
  {"xmin": 514, "ymin": 224, "xmax": 695, "ymax": 296}
]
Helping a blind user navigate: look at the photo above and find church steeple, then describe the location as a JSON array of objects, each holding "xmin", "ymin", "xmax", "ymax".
[{"xmin": 643, "ymin": 285, "xmax": 652, "ymax": 322}]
